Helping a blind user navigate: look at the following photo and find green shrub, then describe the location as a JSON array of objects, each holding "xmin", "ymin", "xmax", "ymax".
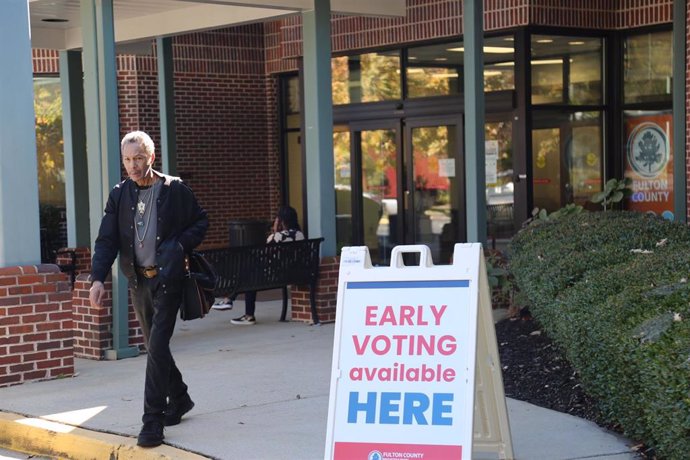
[{"xmin": 509, "ymin": 211, "xmax": 690, "ymax": 459}]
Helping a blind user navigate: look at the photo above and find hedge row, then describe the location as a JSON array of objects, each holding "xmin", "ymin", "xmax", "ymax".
[{"xmin": 509, "ymin": 211, "xmax": 690, "ymax": 459}]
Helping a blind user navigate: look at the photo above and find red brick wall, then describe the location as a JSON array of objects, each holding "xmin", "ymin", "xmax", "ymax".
[
  {"xmin": 0, "ymin": 265, "xmax": 73, "ymax": 387},
  {"xmin": 71, "ymin": 273, "xmax": 144, "ymax": 360},
  {"xmin": 269, "ymin": 0, "xmax": 672, "ymax": 71},
  {"xmin": 291, "ymin": 256, "xmax": 339, "ymax": 323},
  {"xmin": 32, "ymin": 49, "xmax": 59, "ymax": 73}
]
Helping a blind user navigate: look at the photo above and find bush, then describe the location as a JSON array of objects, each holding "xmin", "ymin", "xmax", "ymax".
[{"xmin": 509, "ymin": 211, "xmax": 690, "ymax": 459}]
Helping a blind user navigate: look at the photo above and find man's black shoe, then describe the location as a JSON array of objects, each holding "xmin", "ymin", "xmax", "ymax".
[
  {"xmin": 165, "ymin": 394, "xmax": 195, "ymax": 426},
  {"xmin": 137, "ymin": 421, "xmax": 164, "ymax": 448}
]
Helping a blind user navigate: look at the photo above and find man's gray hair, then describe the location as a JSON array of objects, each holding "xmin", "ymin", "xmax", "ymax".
[{"xmin": 121, "ymin": 131, "xmax": 154, "ymax": 156}]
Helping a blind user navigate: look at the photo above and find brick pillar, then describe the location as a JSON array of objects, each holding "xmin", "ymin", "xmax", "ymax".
[
  {"xmin": 0, "ymin": 264, "xmax": 74, "ymax": 387},
  {"xmin": 72, "ymin": 273, "xmax": 144, "ymax": 360},
  {"xmin": 291, "ymin": 256, "xmax": 339, "ymax": 323},
  {"xmin": 55, "ymin": 246, "xmax": 91, "ymax": 275}
]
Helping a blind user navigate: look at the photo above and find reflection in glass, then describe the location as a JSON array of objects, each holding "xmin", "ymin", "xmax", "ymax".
[
  {"xmin": 483, "ymin": 35, "xmax": 516, "ymax": 92},
  {"xmin": 623, "ymin": 110, "xmax": 674, "ymax": 218},
  {"xmin": 361, "ymin": 130, "xmax": 397, "ymax": 265},
  {"xmin": 485, "ymin": 121, "xmax": 514, "ymax": 241},
  {"xmin": 531, "ymin": 111, "xmax": 603, "ymax": 212},
  {"xmin": 35, "ymin": 76, "xmax": 66, "ymax": 263},
  {"xmin": 624, "ymin": 31, "xmax": 672, "ymax": 104},
  {"xmin": 411, "ymin": 125, "xmax": 458, "ymax": 264},
  {"xmin": 406, "ymin": 35, "xmax": 515, "ymax": 98},
  {"xmin": 407, "ymin": 43, "xmax": 462, "ymax": 98},
  {"xmin": 286, "ymin": 131, "xmax": 304, "ymax": 230},
  {"xmin": 285, "ymin": 76, "xmax": 300, "ymax": 113},
  {"xmin": 34, "ymin": 77, "xmax": 65, "ymax": 207},
  {"xmin": 570, "ymin": 123, "xmax": 602, "ymax": 205},
  {"xmin": 332, "ymin": 52, "xmax": 401, "ymax": 105},
  {"xmin": 334, "ymin": 128, "xmax": 352, "ymax": 254},
  {"xmin": 531, "ymin": 35, "xmax": 602, "ymax": 105},
  {"xmin": 532, "ymin": 127, "xmax": 562, "ymax": 211}
]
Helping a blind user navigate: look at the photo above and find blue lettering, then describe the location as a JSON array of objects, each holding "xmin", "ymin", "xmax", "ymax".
[
  {"xmin": 402, "ymin": 392, "xmax": 429, "ymax": 425},
  {"xmin": 432, "ymin": 393, "xmax": 453, "ymax": 425},
  {"xmin": 346, "ymin": 391, "xmax": 453, "ymax": 425},
  {"xmin": 347, "ymin": 391, "xmax": 377, "ymax": 423},
  {"xmin": 380, "ymin": 392, "xmax": 400, "ymax": 424}
]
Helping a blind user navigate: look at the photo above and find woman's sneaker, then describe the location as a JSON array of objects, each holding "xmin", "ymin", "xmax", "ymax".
[
  {"xmin": 230, "ymin": 315, "xmax": 256, "ymax": 325},
  {"xmin": 212, "ymin": 297, "xmax": 233, "ymax": 311}
]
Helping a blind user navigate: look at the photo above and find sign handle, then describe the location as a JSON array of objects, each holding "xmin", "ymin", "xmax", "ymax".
[{"xmin": 389, "ymin": 245, "xmax": 434, "ymax": 268}]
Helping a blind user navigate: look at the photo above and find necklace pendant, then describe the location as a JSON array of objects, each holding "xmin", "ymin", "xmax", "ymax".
[
  {"xmin": 137, "ymin": 200, "xmax": 146, "ymax": 216},
  {"xmin": 139, "ymin": 242, "xmax": 144, "ymax": 248}
]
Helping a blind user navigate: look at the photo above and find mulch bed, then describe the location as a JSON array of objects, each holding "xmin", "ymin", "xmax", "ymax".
[{"xmin": 494, "ymin": 312, "xmax": 603, "ymax": 423}]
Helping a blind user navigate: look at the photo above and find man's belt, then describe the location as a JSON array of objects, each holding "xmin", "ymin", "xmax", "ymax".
[{"xmin": 135, "ymin": 266, "xmax": 158, "ymax": 279}]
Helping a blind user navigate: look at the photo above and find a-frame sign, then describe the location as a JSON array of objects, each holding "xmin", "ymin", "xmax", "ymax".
[{"xmin": 324, "ymin": 244, "xmax": 513, "ymax": 460}]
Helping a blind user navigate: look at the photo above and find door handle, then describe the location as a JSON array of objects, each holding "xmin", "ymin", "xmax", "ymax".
[{"xmin": 515, "ymin": 173, "xmax": 527, "ymax": 183}]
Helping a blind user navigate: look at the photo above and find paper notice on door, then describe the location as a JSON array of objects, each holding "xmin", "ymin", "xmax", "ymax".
[
  {"xmin": 485, "ymin": 140, "xmax": 499, "ymax": 186},
  {"xmin": 439, "ymin": 158, "xmax": 456, "ymax": 178}
]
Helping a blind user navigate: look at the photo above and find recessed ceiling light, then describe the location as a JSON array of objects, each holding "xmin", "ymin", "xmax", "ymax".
[
  {"xmin": 568, "ymin": 41, "xmax": 585, "ymax": 45},
  {"xmin": 503, "ymin": 37, "xmax": 515, "ymax": 42},
  {"xmin": 448, "ymin": 46, "xmax": 514, "ymax": 54},
  {"xmin": 42, "ymin": 18, "xmax": 68, "ymax": 23},
  {"xmin": 536, "ymin": 39, "xmax": 553, "ymax": 44},
  {"xmin": 532, "ymin": 59, "xmax": 564, "ymax": 65},
  {"xmin": 434, "ymin": 57, "xmax": 448, "ymax": 61}
]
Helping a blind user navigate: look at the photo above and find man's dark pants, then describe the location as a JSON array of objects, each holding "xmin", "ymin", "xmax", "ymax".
[{"xmin": 131, "ymin": 275, "xmax": 188, "ymax": 424}]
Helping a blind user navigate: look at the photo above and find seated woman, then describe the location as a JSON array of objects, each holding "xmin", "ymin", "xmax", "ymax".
[{"xmin": 230, "ymin": 205, "xmax": 304, "ymax": 325}]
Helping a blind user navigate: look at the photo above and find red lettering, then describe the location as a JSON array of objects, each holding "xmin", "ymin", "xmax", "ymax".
[{"xmin": 364, "ymin": 306, "xmax": 378, "ymax": 326}]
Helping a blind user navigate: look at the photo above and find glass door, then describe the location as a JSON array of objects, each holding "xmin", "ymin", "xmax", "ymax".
[
  {"xmin": 485, "ymin": 117, "xmax": 515, "ymax": 246},
  {"xmin": 404, "ymin": 117, "xmax": 464, "ymax": 264},
  {"xmin": 335, "ymin": 121, "xmax": 401, "ymax": 266}
]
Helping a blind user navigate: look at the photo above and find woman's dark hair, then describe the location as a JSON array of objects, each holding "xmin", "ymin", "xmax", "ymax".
[{"xmin": 276, "ymin": 205, "xmax": 301, "ymax": 232}]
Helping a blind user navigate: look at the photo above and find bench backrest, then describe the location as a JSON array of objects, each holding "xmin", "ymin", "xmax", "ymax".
[{"xmin": 201, "ymin": 238, "xmax": 324, "ymax": 296}]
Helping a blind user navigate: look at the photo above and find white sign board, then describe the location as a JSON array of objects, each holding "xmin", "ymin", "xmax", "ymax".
[{"xmin": 325, "ymin": 244, "xmax": 513, "ymax": 460}]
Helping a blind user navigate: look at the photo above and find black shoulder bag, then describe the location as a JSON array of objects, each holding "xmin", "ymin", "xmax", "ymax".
[{"xmin": 180, "ymin": 251, "xmax": 217, "ymax": 321}]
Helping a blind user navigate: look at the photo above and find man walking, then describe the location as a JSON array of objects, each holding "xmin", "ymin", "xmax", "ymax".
[{"xmin": 89, "ymin": 131, "xmax": 208, "ymax": 447}]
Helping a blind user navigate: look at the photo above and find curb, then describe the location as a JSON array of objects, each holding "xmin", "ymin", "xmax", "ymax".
[{"xmin": 0, "ymin": 411, "xmax": 209, "ymax": 460}]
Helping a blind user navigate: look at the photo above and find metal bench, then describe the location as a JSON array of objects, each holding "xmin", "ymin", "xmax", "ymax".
[{"xmin": 201, "ymin": 238, "xmax": 324, "ymax": 324}]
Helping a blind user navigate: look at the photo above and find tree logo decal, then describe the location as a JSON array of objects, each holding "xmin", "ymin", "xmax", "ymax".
[{"xmin": 626, "ymin": 122, "xmax": 669, "ymax": 179}]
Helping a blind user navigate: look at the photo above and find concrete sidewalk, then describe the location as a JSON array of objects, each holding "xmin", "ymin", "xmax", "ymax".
[{"xmin": 0, "ymin": 299, "xmax": 639, "ymax": 460}]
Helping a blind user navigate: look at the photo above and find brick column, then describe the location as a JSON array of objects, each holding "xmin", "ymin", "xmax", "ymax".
[
  {"xmin": 55, "ymin": 246, "xmax": 91, "ymax": 275},
  {"xmin": 291, "ymin": 256, "xmax": 339, "ymax": 323},
  {"xmin": 72, "ymin": 273, "xmax": 144, "ymax": 360},
  {"xmin": 0, "ymin": 265, "xmax": 73, "ymax": 387}
]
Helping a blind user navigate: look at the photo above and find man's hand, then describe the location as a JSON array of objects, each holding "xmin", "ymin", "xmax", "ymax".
[{"xmin": 89, "ymin": 281, "xmax": 105, "ymax": 308}]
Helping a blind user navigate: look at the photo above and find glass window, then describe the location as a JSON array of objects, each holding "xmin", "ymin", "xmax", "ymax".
[
  {"xmin": 531, "ymin": 35, "xmax": 602, "ymax": 105},
  {"xmin": 34, "ymin": 76, "xmax": 65, "ymax": 263},
  {"xmin": 483, "ymin": 35, "xmax": 516, "ymax": 92},
  {"xmin": 35, "ymin": 77, "xmax": 65, "ymax": 207},
  {"xmin": 624, "ymin": 31, "xmax": 672, "ymax": 104},
  {"xmin": 485, "ymin": 120, "xmax": 514, "ymax": 240},
  {"xmin": 406, "ymin": 35, "xmax": 515, "ymax": 98},
  {"xmin": 407, "ymin": 42, "xmax": 463, "ymax": 98},
  {"xmin": 332, "ymin": 52, "xmax": 401, "ymax": 105},
  {"xmin": 361, "ymin": 129, "xmax": 397, "ymax": 266},
  {"xmin": 285, "ymin": 75, "xmax": 300, "ymax": 113},
  {"xmin": 623, "ymin": 110, "xmax": 674, "ymax": 219},
  {"xmin": 531, "ymin": 111, "xmax": 603, "ymax": 212},
  {"xmin": 282, "ymin": 75, "xmax": 304, "ymax": 228},
  {"xmin": 334, "ymin": 126, "xmax": 352, "ymax": 252}
]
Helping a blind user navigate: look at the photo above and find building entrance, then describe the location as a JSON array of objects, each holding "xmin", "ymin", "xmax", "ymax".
[{"xmin": 334, "ymin": 116, "xmax": 464, "ymax": 265}]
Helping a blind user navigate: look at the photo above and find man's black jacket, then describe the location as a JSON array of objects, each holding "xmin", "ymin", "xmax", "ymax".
[{"xmin": 90, "ymin": 171, "xmax": 208, "ymax": 285}]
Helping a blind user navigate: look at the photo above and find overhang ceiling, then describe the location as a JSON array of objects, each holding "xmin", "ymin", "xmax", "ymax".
[{"xmin": 29, "ymin": 0, "xmax": 406, "ymax": 50}]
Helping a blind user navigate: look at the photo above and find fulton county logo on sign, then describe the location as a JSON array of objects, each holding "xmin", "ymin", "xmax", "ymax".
[
  {"xmin": 627, "ymin": 122, "xmax": 669, "ymax": 179},
  {"xmin": 324, "ymin": 244, "xmax": 513, "ymax": 460}
]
